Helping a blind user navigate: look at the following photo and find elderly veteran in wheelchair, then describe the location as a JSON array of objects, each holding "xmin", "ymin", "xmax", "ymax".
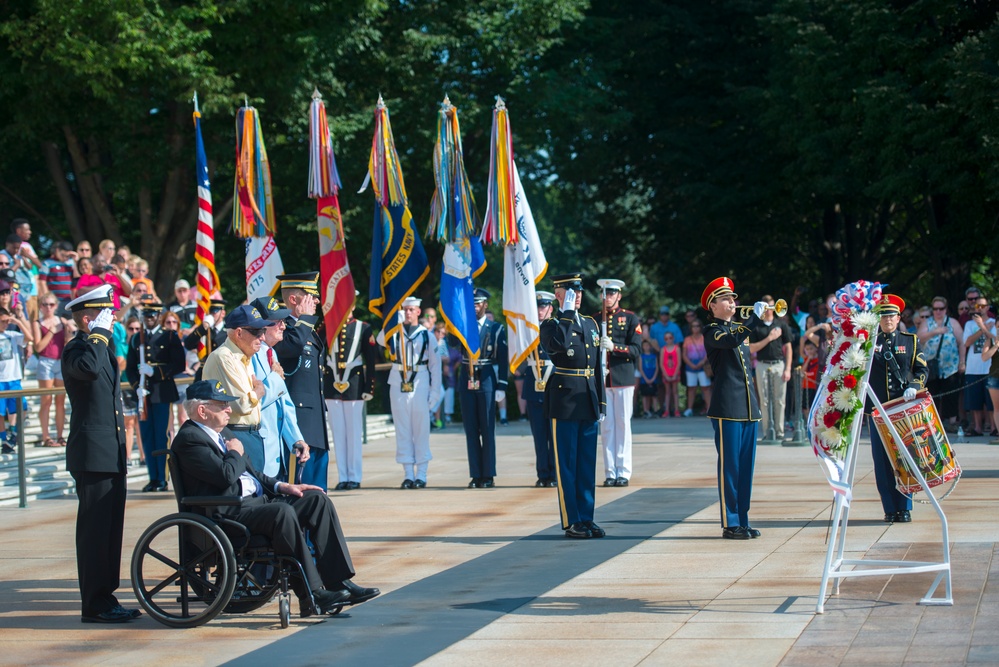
[{"xmin": 168, "ymin": 380, "xmax": 379, "ymax": 618}]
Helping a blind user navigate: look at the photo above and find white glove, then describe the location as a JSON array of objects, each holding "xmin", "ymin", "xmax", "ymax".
[
  {"xmin": 89, "ymin": 308, "xmax": 114, "ymax": 331},
  {"xmin": 561, "ymin": 288, "xmax": 576, "ymax": 312},
  {"xmin": 903, "ymin": 387, "xmax": 917, "ymax": 401},
  {"xmin": 139, "ymin": 363, "xmax": 155, "ymax": 377},
  {"xmin": 599, "ymin": 414, "xmax": 606, "ymax": 423},
  {"xmin": 203, "ymin": 314, "xmax": 214, "ymax": 329},
  {"xmin": 137, "ymin": 387, "xmax": 150, "ymax": 399},
  {"xmin": 494, "ymin": 390, "xmax": 505, "ymax": 403},
  {"xmin": 753, "ymin": 301, "xmax": 769, "ymax": 318},
  {"xmin": 361, "ymin": 392, "xmax": 373, "ymax": 402},
  {"xmin": 599, "ymin": 335, "xmax": 614, "ymax": 352}
]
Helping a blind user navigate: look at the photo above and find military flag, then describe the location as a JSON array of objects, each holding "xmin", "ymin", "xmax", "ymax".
[
  {"xmin": 483, "ymin": 98, "xmax": 548, "ymax": 373},
  {"xmin": 245, "ymin": 235, "xmax": 285, "ymax": 301},
  {"xmin": 365, "ymin": 96, "xmax": 429, "ymax": 340},
  {"xmin": 191, "ymin": 93, "xmax": 220, "ymax": 358},
  {"xmin": 429, "ymin": 96, "xmax": 484, "ymax": 360},
  {"xmin": 309, "ymin": 89, "xmax": 355, "ymax": 347}
]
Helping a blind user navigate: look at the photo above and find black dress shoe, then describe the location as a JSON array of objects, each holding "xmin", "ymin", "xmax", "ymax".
[
  {"xmin": 894, "ymin": 510, "xmax": 912, "ymax": 523},
  {"xmin": 546, "ymin": 479, "xmax": 558, "ymax": 488},
  {"xmin": 400, "ymin": 479, "xmax": 414, "ymax": 489},
  {"xmin": 615, "ymin": 477, "xmax": 629, "ymax": 487},
  {"xmin": 603, "ymin": 478, "xmax": 616, "ymax": 487},
  {"xmin": 81, "ymin": 607, "xmax": 135, "ymax": 624},
  {"xmin": 413, "ymin": 479, "xmax": 426, "ymax": 488},
  {"xmin": 745, "ymin": 526, "xmax": 761, "ymax": 538},
  {"xmin": 141, "ymin": 481, "xmax": 158, "ymax": 492},
  {"xmin": 722, "ymin": 526, "xmax": 751, "ymax": 540},
  {"xmin": 587, "ymin": 521, "xmax": 606, "ymax": 538},
  {"xmin": 481, "ymin": 477, "xmax": 495, "ymax": 488},
  {"xmin": 348, "ymin": 482, "xmax": 361, "ymax": 490},
  {"xmin": 334, "ymin": 482, "xmax": 349, "ymax": 490},
  {"xmin": 536, "ymin": 479, "xmax": 545, "ymax": 487},
  {"xmin": 565, "ymin": 523, "xmax": 592, "ymax": 539},
  {"xmin": 301, "ymin": 588, "xmax": 351, "ymax": 617},
  {"xmin": 155, "ymin": 481, "xmax": 169, "ymax": 492},
  {"xmin": 468, "ymin": 478, "xmax": 481, "ymax": 489},
  {"xmin": 340, "ymin": 579, "xmax": 381, "ymax": 604},
  {"xmin": 884, "ymin": 513, "xmax": 896, "ymax": 523},
  {"xmin": 111, "ymin": 604, "xmax": 142, "ymax": 619}
]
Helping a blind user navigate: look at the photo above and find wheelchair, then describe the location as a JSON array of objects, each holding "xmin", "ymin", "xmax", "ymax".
[{"xmin": 130, "ymin": 449, "xmax": 342, "ymax": 628}]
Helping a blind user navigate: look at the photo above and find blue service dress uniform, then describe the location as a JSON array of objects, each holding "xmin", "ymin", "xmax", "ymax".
[
  {"xmin": 522, "ymin": 348, "xmax": 555, "ymax": 485},
  {"xmin": 452, "ymin": 318, "xmax": 508, "ymax": 482},
  {"xmin": 540, "ymin": 309, "xmax": 605, "ymax": 530},
  {"xmin": 63, "ymin": 325, "xmax": 129, "ymax": 617},
  {"xmin": 272, "ymin": 314, "xmax": 330, "ymax": 490},
  {"xmin": 704, "ymin": 315, "xmax": 762, "ymax": 530},
  {"xmin": 865, "ymin": 329, "xmax": 927, "ymax": 516},
  {"xmin": 125, "ymin": 325, "xmax": 186, "ymax": 485}
]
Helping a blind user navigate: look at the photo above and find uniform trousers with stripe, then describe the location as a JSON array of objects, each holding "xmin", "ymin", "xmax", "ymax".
[
  {"xmin": 139, "ymin": 402, "xmax": 171, "ymax": 483},
  {"xmin": 553, "ymin": 418, "xmax": 598, "ymax": 529},
  {"xmin": 601, "ymin": 385, "xmax": 635, "ymax": 480},
  {"xmin": 711, "ymin": 418, "xmax": 758, "ymax": 528},
  {"xmin": 869, "ymin": 417, "xmax": 912, "ymax": 515},
  {"xmin": 527, "ymin": 401, "xmax": 555, "ymax": 480},
  {"xmin": 327, "ymin": 399, "xmax": 365, "ymax": 484}
]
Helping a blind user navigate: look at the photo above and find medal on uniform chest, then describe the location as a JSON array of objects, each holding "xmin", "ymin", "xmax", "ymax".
[
  {"xmin": 401, "ymin": 381, "xmax": 414, "ymax": 393},
  {"xmin": 334, "ymin": 381, "xmax": 350, "ymax": 393}
]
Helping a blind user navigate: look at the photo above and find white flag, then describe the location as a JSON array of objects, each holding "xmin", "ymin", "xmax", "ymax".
[
  {"xmin": 245, "ymin": 235, "xmax": 286, "ymax": 302},
  {"xmin": 503, "ymin": 164, "xmax": 548, "ymax": 374}
]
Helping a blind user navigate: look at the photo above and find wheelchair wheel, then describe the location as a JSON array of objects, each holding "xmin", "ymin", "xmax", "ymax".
[
  {"xmin": 131, "ymin": 513, "xmax": 237, "ymax": 628},
  {"xmin": 278, "ymin": 594, "xmax": 291, "ymax": 629}
]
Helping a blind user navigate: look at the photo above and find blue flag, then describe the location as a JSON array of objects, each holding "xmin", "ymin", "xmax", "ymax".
[
  {"xmin": 368, "ymin": 202, "xmax": 430, "ymax": 339},
  {"xmin": 439, "ymin": 235, "xmax": 486, "ymax": 362}
]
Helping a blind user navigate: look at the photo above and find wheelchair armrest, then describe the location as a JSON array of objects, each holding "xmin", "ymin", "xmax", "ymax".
[
  {"xmin": 152, "ymin": 449, "xmax": 170, "ymax": 457},
  {"xmin": 181, "ymin": 495, "xmax": 243, "ymax": 508}
]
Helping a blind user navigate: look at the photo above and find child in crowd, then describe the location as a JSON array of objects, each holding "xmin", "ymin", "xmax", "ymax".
[
  {"xmin": 660, "ymin": 332, "xmax": 682, "ymax": 417},
  {"xmin": 638, "ymin": 339, "xmax": 659, "ymax": 418},
  {"xmin": 0, "ymin": 306, "xmax": 33, "ymax": 453},
  {"xmin": 802, "ymin": 338, "xmax": 819, "ymax": 410}
]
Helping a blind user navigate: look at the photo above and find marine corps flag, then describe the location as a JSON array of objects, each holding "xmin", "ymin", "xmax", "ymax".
[
  {"xmin": 429, "ymin": 96, "xmax": 484, "ymax": 361},
  {"xmin": 365, "ymin": 96, "xmax": 429, "ymax": 339},
  {"xmin": 482, "ymin": 98, "xmax": 548, "ymax": 373},
  {"xmin": 309, "ymin": 89, "xmax": 355, "ymax": 346}
]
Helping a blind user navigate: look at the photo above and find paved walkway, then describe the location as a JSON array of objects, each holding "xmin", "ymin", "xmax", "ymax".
[{"xmin": 0, "ymin": 416, "xmax": 995, "ymax": 666}]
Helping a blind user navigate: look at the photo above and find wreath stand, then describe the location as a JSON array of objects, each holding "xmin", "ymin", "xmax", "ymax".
[{"xmin": 815, "ymin": 364, "xmax": 953, "ymax": 614}]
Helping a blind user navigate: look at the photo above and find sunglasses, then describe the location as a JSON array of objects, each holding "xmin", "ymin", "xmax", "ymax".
[
  {"xmin": 41, "ymin": 302, "xmax": 57, "ymax": 307},
  {"xmin": 241, "ymin": 327, "xmax": 266, "ymax": 337},
  {"xmin": 975, "ymin": 304, "xmax": 989, "ymax": 310},
  {"xmin": 932, "ymin": 306, "xmax": 946, "ymax": 311}
]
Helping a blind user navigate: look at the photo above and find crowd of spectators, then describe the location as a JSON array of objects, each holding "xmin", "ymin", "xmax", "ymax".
[{"xmin": 0, "ymin": 211, "xmax": 994, "ymax": 456}]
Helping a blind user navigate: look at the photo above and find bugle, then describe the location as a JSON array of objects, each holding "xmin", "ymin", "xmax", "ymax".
[{"xmin": 737, "ymin": 298, "xmax": 787, "ymax": 320}]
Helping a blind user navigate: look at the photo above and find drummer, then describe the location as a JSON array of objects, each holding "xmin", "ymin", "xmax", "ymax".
[{"xmin": 866, "ymin": 294, "xmax": 927, "ymax": 524}]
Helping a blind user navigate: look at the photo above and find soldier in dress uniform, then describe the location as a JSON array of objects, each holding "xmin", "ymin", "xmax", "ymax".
[
  {"xmin": 377, "ymin": 296, "xmax": 442, "ymax": 488},
  {"xmin": 866, "ymin": 293, "xmax": 927, "ymax": 524},
  {"xmin": 594, "ymin": 279, "xmax": 643, "ymax": 487},
  {"xmin": 452, "ymin": 288, "xmax": 508, "ymax": 488},
  {"xmin": 126, "ymin": 298, "xmax": 186, "ymax": 492},
  {"xmin": 270, "ymin": 272, "xmax": 330, "ymax": 489},
  {"xmin": 62, "ymin": 284, "xmax": 141, "ymax": 623},
  {"xmin": 523, "ymin": 291, "xmax": 557, "ymax": 487},
  {"xmin": 540, "ymin": 273, "xmax": 606, "ymax": 539},
  {"xmin": 702, "ymin": 277, "xmax": 769, "ymax": 540},
  {"xmin": 184, "ymin": 298, "xmax": 228, "ymax": 381},
  {"xmin": 324, "ymin": 294, "xmax": 377, "ymax": 490}
]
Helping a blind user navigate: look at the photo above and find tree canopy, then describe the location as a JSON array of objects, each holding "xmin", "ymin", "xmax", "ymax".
[{"xmin": 0, "ymin": 0, "xmax": 995, "ymax": 315}]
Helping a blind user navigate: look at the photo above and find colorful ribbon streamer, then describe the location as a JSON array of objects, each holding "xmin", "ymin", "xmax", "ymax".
[
  {"xmin": 429, "ymin": 96, "xmax": 480, "ymax": 242},
  {"xmin": 368, "ymin": 96, "xmax": 408, "ymax": 208},
  {"xmin": 308, "ymin": 89, "xmax": 342, "ymax": 198},
  {"xmin": 481, "ymin": 97, "xmax": 518, "ymax": 246},
  {"xmin": 231, "ymin": 106, "xmax": 276, "ymax": 238}
]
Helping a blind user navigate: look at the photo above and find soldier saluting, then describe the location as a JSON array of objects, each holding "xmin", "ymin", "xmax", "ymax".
[{"xmin": 540, "ymin": 273, "xmax": 606, "ymax": 539}]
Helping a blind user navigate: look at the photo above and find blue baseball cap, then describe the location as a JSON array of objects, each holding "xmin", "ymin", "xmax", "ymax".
[
  {"xmin": 187, "ymin": 380, "xmax": 239, "ymax": 402},
  {"xmin": 223, "ymin": 305, "xmax": 277, "ymax": 330}
]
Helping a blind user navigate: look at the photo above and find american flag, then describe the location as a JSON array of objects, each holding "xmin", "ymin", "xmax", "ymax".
[{"xmin": 193, "ymin": 104, "xmax": 220, "ymax": 357}]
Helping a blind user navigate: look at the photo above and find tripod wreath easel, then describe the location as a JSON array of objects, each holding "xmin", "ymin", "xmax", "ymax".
[{"xmin": 810, "ymin": 282, "xmax": 954, "ymax": 614}]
